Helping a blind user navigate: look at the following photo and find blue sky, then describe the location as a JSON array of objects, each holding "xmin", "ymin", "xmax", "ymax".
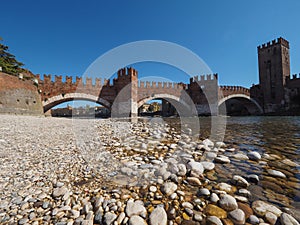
[{"xmin": 1, "ymin": 1, "xmax": 300, "ymax": 107}]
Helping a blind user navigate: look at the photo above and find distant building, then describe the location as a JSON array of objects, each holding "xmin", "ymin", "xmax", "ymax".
[{"xmin": 250, "ymin": 37, "xmax": 300, "ymax": 114}]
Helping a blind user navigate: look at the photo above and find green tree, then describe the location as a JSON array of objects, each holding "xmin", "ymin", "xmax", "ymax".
[{"xmin": 0, "ymin": 37, "xmax": 24, "ymax": 75}]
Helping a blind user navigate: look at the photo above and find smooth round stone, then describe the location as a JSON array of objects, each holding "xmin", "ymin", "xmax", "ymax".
[
  {"xmin": 226, "ymin": 148, "xmax": 235, "ymax": 152},
  {"xmin": 238, "ymin": 189, "xmax": 251, "ymax": 197},
  {"xmin": 186, "ymin": 177, "xmax": 202, "ymax": 186},
  {"xmin": 187, "ymin": 161, "xmax": 204, "ymax": 175},
  {"xmin": 116, "ymin": 212, "xmax": 126, "ymax": 224},
  {"xmin": 182, "ymin": 202, "xmax": 194, "ymax": 210},
  {"xmin": 206, "ymin": 216, "xmax": 223, "ymax": 225},
  {"xmin": 232, "ymin": 153, "xmax": 249, "ymax": 160},
  {"xmin": 210, "ymin": 193, "xmax": 220, "ymax": 203},
  {"xmin": 265, "ymin": 212, "xmax": 278, "ymax": 225},
  {"xmin": 125, "ymin": 200, "xmax": 147, "ymax": 217},
  {"xmin": 149, "ymin": 186, "xmax": 157, "ymax": 192},
  {"xmin": 205, "ymin": 204, "xmax": 227, "ymax": 218},
  {"xmin": 201, "ymin": 162, "xmax": 215, "ymax": 171},
  {"xmin": 234, "ymin": 195, "xmax": 248, "ymax": 203},
  {"xmin": 252, "ymin": 200, "xmax": 282, "ymax": 217},
  {"xmin": 248, "ymin": 215, "xmax": 260, "ymax": 224},
  {"xmin": 129, "ymin": 215, "xmax": 147, "ymax": 225},
  {"xmin": 149, "ymin": 206, "xmax": 167, "ymax": 225},
  {"xmin": 217, "ymin": 183, "xmax": 236, "ymax": 194},
  {"xmin": 280, "ymin": 213, "xmax": 300, "ymax": 225},
  {"xmin": 219, "ymin": 194, "xmax": 238, "ymax": 211},
  {"xmin": 267, "ymin": 169, "xmax": 286, "ymax": 178},
  {"xmin": 206, "ymin": 152, "xmax": 217, "ymax": 159},
  {"xmin": 248, "ymin": 152, "xmax": 261, "ymax": 161},
  {"xmin": 177, "ymin": 164, "xmax": 187, "ymax": 176},
  {"xmin": 232, "ymin": 175, "xmax": 249, "ymax": 187},
  {"xmin": 198, "ymin": 188, "xmax": 210, "ymax": 196},
  {"xmin": 203, "ymin": 139, "xmax": 214, "ymax": 147},
  {"xmin": 282, "ymin": 159, "xmax": 299, "ymax": 167},
  {"xmin": 161, "ymin": 182, "xmax": 177, "ymax": 196},
  {"xmin": 214, "ymin": 156, "xmax": 230, "ymax": 164},
  {"xmin": 228, "ymin": 209, "xmax": 245, "ymax": 225},
  {"xmin": 104, "ymin": 212, "xmax": 117, "ymax": 225}
]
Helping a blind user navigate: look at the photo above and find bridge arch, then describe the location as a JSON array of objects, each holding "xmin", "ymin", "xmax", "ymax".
[
  {"xmin": 43, "ymin": 93, "xmax": 111, "ymax": 113},
  {"xmin": 218, "ymin": 94, "xmax": 263, "ymax": 115},
  {"xmin": 137, "ymin": 93, "xmax": 197, "ymax": 117},
  {"xmin": 138, "ymin": 94, "xmax": 190, "ymax": 109}
]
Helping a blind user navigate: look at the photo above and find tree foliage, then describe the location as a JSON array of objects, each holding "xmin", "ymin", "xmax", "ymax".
[{"xmin": 0, "ymin": 37, "xmax": 24, "ymax": 75}]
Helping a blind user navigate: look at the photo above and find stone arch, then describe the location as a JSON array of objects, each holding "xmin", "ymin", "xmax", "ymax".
[
  {"xmin": 138, "ymin": 93, "xmax": 190, "ymax": 109},
  {"xmin": 43, "ymin": 93, "xmax": 111, "ymax": 113},
  {"xmin": 218, "ymin": 94, "xmax": 263, "ymax": 115}
]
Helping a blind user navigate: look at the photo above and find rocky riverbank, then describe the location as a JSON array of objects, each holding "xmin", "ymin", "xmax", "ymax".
[{"xmin": 0, "ymin": 115, "xmax": 299, "ymax": 225}]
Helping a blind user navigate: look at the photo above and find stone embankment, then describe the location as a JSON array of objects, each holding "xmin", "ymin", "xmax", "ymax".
[{"xmin": 0, "ymin": 115, "xmax": 299, "ymax": 225}]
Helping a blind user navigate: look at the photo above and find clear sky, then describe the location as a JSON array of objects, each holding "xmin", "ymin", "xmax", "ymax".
[{"xmin": 1, "ymin": 0, "xmax": 300, "ymax": 88}]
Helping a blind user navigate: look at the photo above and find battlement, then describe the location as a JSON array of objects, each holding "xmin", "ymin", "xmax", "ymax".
[
  {"xmin": 138, "ymin": 81, "xmax": 185, "ymax": 89},
  {"xmin": 286, "ymin": 73, "xmax": 300, "ymax": 80},
  {"xmin": 117, "ymin": 67, "xmax": 138, "ymax": 77},
  {"xmin": 257, "ymin": 37, "xmax": 289, "ymax": 50},
  {"xmin": 37, "ymin": 74, "xmax": 111, "ymax": 87},
  {"xmin": 219, "ymin": 85, "xmax": 250, "ymax": 93},
  {"xmin": 189, "ymin": 73, "xmax": 218, "ymax": 84}
]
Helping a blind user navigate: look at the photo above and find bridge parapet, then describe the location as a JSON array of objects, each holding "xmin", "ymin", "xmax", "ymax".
[{"xmin": 219, "ymin": 85, "xmax": 250, "ymax": 98}]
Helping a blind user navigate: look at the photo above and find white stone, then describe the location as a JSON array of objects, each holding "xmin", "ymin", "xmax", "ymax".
[
  {"xmin": 149, "ymin": 206, "xmax": 167, "ymax": 225},
  {"xmin": 248, "ymin": 151, "xmax": 261, "ymax": 161},
  {"xmin": 125, "ymin": 200, "xmax": 147, "ymax": 217},
  {"xmin": 129, "ymin": 215, "xmax": 147, "ymax": 225},
  {"xmin": 252, "ymin": 200, "xmax": 282, "ymax": 217},
  {"xmin": 200, "ymin": 161, "xmax": 215, "ymax": 171},
  {"xmin": 267, "ymin": 169, "xmax": 286, "ymax": 178},
  {"xmin": 232, "ymin": 175, "xmax": 249, "ymax": 187},
  {"xmin": 206, "ymin": 216, "xmax": 223, "ymax": 225},
  {"xmin": 187, "ymin": 161, "xmax": 204, "ymax": 175},
  {"xmin": 161, "ymin": 182, "xmax": 177, "ymax": 196},
  {"xmin": 219, "ymin": 194, "xmax": 238, "ymax": 211},
  {"xmin": 228, "ymin": 209, "xmax": 245, "ymax": 225},
  {"xmin": 280, "ymin": 213, "xmax": 300, "ymax": 225}
]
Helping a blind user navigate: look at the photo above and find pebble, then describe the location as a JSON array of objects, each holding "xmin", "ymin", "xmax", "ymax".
[
  {"xmin": 104, "ymin": 212, "xmax": 117, "ymax": 225},
  {"xmin": 248, "ymin": 151, "xmax": 261, "ymax": 161},
  {"xmin": 149, "ymin": 206, "xmax": 167, "ymax": 225},
  {"xmin": 210, "ymin": 193, "xmax": 220, "ymax": 203},
  {"xmin": 198, "ymin": 188, "xmax": 210, "ymax": 196},
  {"xmin": 248, "ymin": 215, "xmax": 260, "ymax": 224},
  {"xmin": 161, "ymin": 182, "xmax": 177, "ymax": 196},
  {"xmin": 129, "ymin": 215, "xmax": 147, "ymax": 225},
  {"xmin": 187, "ymin": 161, "xmax": 204, "ymax": 175},
  {"xmin": 252, "ymin": 200, "xmax": 282, "ymax": 217},
  {"xmin": 280, "ymin": 212, "xmax": 300, "ymax": 225},
  {"xmin": 219, "ymin": 194, "xmax": 238, "ymax": 211},
  {"xmin": 206, "ymin": 216, "xmax": 223, "ymax": 225},
  {"xmin": 125, "ymin": 200, "xmax": 147, "ymax": 217},
  {"xmin": 232, "ymin": 175, "xmax": 249, "ymax": 187},
  {"xmin": 228, "ymin": 209, "xmax": 245, "ymax": 225},
  {"xmin": 201, "ymin": 161, "xmax": 215, "ymax": 171},
  {"xmin": 267, "ymin": 169, "xmax": 286, "ymax": 178}
]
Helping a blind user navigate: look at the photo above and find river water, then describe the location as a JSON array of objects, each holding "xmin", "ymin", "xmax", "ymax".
[{"xmin": 162, "ymin": 116, "xmax": 300, "ymax": 209}]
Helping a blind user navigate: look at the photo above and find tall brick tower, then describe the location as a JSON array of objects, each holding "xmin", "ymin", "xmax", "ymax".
[{"xmin": 257, "ymin": 37, "xmax": 290, "ymax": 112}]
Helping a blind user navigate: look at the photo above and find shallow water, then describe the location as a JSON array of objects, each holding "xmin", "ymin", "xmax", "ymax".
[{"xmin": 161, "ymin": 116, "xmax": 300, "ymax": 209}]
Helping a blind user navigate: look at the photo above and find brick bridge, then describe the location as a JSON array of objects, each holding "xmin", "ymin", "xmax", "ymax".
[{"xmin": 37, "ymin": 67, "xmax": 263, "ymax": 116}]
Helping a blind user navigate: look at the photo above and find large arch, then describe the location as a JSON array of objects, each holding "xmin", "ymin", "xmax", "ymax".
[
  {"xmin": 43, "ymin": 93, "xmax": 111, "ymax": 113},
  {"xmin": 218, "ymin": 94, "xmax": 263, "ymax": 115}
]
